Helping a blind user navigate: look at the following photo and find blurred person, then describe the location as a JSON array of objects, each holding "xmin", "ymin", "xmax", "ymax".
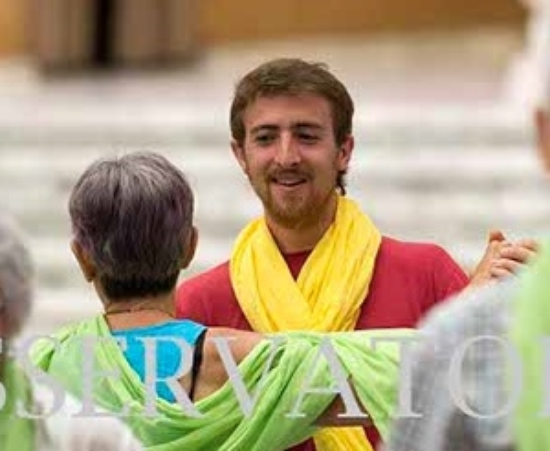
[
  {"xmin": 176, "ymin": 57, "xmax": 537, "ymax": 450},
  {"xmin": 0, "ymin": 215, "xmax": 143, "ymax": 451},
  {"xmin": 31, "ymin": 152, "xmax": 416, "ymax": 451},
  {"xmin": 385, "ymin": 105, "xmax": 550, "ymax": 451},
  {"xmin": 506, "ymin": 0, "xmax": 550, "ymax": 107}
]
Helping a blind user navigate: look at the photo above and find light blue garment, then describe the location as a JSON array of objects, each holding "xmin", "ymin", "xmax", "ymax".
[{"xmin": 111, "ymin": 320, "xmax": 206, "ymax": 403}]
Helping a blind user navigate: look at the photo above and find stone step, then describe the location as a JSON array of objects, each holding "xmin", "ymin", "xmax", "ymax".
[
  {"xmin": 12, "ymin": 171, "xmax": 546, "ymax": 234},
  {"xmin": 23, "ymin": 288, "xmax": 103, "ymax": 338},
  {"xmin": 3, "ymin": 143, "xmax": 545, "ymax": 228},
  {"xmin": 0, "ymin": 141, "xmax": 541, "ymax": 180},
  {"xmin": 26, "ymin": 234, "xmax": 233, "ymax": 287},
  {"xmin": 2, "ymin": 104, "xmax": 546, "ymax": 328},
  {"xmin": 1, "ymin": 141, "xmax": 542, "ymax": 191},
  {"xmin": 3, "ymin": 134, "xmax": 548, "ymax": 291},
  {"xmin": 17, "ymin": 190, "xmax": 550, "ymax": 288},
  {"xmin": 0, "ymin": 104, "xmax": 531, "ymax": 148},
  {"xmin": 0, "ymin": 27, "xmax": 535, "ymax": 333},
  {"xmin": 21, "ymin": 236, "xmax": 524, "ymax": 337}
]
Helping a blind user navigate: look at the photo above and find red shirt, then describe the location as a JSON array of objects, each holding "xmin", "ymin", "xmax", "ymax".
[{"xmin": 176, "ymin": 236, "xmax": 469, "ymax": 450}]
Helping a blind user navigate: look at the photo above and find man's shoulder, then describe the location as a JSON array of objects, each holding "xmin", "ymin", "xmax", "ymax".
[
  {"xmin": 380, "ymin": 235, "xmax": 450, "ymax": 260},
  {"xmin": 379, "ymin": 236, "xmax": 458, "ymax": 270},
  {"xmin": 371, "ymin": 237, "xmax": 468, "ymax": 320}
]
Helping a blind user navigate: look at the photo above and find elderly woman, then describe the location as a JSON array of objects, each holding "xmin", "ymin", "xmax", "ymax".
[
  {"xmin": 0, "ymin": 216, "xmax": 142, "ymax": 450},
  {"xmin": 32, "ymin": 152, "xmax": 411, "ymax": 451}
]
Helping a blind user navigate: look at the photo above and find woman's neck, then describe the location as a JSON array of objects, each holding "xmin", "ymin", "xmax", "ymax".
[{"xmin": 102, "ymin": 293, "xmax": 176, "ymax": 330}]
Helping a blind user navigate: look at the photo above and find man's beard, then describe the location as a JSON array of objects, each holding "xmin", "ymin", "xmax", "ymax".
[
  {"xmin": 256, "ymin": 181, "xmax": 334, "ymax": 229},
  {"xmin": 264, "ymin": 194, "xmax": 315, "ymax": 228}
]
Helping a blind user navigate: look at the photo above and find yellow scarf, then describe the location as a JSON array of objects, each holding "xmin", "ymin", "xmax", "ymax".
[{"xmin": 230, "ymin": 195, "xmax": 382, "ymax": 450}]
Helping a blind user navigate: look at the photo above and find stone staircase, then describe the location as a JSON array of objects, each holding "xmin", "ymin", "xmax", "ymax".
[
  {"xmin": 2, "ymin": 100, "xmax": 547, "ymax": 335},
  {"xmin": 1, "ymin": 28, "xmax": 546, "ymax": 335}
]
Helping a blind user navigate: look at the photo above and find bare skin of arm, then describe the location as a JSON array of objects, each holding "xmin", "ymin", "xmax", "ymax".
[{"xmin": 191, "ymin": 328, "xmax": 371, "ymax": 428}]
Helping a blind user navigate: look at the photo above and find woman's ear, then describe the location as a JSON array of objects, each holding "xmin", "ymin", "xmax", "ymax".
[
  {"xmin": 70, "ymin": 240, "xmax": 96, "ymax": 282},
  {"xmin": 181, "ymin": 226, "xmax": 198, "ymax": 269}
]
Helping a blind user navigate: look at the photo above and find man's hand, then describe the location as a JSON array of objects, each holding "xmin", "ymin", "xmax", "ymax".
[{"xmin": 469, "ymin": 230, "xmax": 538, "ymax": 288}]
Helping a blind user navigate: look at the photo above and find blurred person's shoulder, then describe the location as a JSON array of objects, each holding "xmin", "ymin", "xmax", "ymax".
[{"xmin": 418, "ymin": 278, "xmax": 518, "ymax": 344}]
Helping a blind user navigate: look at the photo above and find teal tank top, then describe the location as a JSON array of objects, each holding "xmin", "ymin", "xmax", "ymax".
[{"xmin": 111, "ymin": 320, "xmax": 207, "ymax": 403}]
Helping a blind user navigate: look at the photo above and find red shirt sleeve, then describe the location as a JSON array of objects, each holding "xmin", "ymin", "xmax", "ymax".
[{"xmin": 430, "ymin": 245, "xmax": 470, "ymax": 308}]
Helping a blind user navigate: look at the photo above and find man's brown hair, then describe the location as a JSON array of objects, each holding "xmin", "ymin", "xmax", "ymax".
[{"xmin": 230, "ymin": 58, "xmax": 354, "ymax": 194}]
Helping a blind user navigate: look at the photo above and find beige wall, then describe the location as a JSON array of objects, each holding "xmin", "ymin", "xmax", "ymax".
[
  {"xmin": 199, "ymin": 0, "xmax": 525, "ymax": 43},
  {"xmin": 0, "ymin": 0, "xmax": 27, "ymax": 56},
  {"xmin": 0, "ymin": 0, "xmax": 526, "ymax": 57}
]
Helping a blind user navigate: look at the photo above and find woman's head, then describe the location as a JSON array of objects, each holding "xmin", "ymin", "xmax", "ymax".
[{"xmin": 69, "ymin": 152, "xmax": 196, "ymax": 302}]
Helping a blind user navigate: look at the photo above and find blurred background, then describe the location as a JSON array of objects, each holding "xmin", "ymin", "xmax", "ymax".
[{"xmin": 0, "ymin": 0, "xmax": 547, "ymax": 335}]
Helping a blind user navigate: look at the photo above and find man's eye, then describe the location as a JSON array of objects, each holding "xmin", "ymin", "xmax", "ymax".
[
  {"xmin": 298, "ymin": 133, "xmax": 318, "ymax": 143},
  {"xmin": 255, "ymin": 135, "xmax": 274, "ymax": 145}
]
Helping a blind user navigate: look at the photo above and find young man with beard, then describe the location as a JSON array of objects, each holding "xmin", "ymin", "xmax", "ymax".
[{"xmin": 176, "ymin": 58, "xmax": 536, "ymax": 451}]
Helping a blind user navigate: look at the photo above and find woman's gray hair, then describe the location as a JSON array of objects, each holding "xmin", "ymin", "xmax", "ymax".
[
  {"xmin": 69, "ymin": 152, "xmax": 195, "ymax": 300},
  {"xmin": 0, "ymin": 215, "xmax": 33, "ymax": 336}
]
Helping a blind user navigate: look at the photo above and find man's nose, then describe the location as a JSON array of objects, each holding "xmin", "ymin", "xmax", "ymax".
[{"xmin": 274, "ymin": 134, "xmax": 301, "ymax": 166}]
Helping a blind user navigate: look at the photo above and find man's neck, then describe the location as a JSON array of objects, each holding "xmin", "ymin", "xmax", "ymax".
[{"xmin": 266, "ymin": 197, "xmax": 338, "ymax": 254}]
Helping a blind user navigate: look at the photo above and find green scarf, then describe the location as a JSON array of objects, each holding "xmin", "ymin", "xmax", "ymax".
[
  {"xmin": 0, "ymin": 358, "xmax": 35, "ymax": 451},
  {"xmin": 31, "ymin": 316, "xmax": 412, "ymax": 450},
  {"xmin": 511, "ymin": 242, "xmax": 550, "ymax": 451}
]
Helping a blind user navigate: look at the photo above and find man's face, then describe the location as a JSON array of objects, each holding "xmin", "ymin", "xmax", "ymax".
[{"xmin": 232, "ymin": 94, "xmax": 353, "ymax": 227}]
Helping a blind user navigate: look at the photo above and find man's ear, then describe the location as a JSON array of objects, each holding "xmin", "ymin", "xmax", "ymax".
[
  {"xmin": 337, "ymin": 135, "xmax": 354, "ymax": 172},
  {"xmin": 535, "ymin": 108, "xmax": 550, "ymax": 173},
  {"xmin": 181, "ymin": 226, "xmax": 198, "ymax": 269},
  {"xmin": 231, "ymin": 139, "xmax": 248, "ymax": 174},
  {"xmin": 70, "ymin": 240, "xmax": 96, "ymax": 282}
]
